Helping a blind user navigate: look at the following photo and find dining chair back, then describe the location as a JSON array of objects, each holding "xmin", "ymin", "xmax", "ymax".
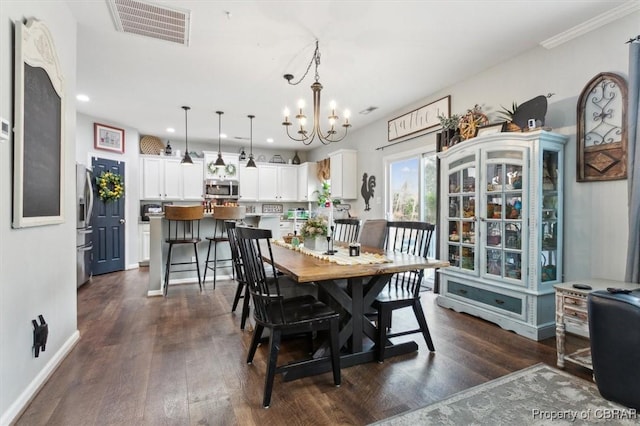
[
  {"xmin": 163, "ymin": 205, "xmax": 204, "ymax": 296},
  {"xmin": 236, "ymin": 227, "xmax": 341, "ymax": 408},
  {"xmin": 225, "ymin": 221, "xmax": 251, "ymax": 330},
  {"xmin": 358, "ymin": 219, "xmax": 388, "ymax": 249},
  {"xmin": 332, "ymin": 218, "xmax": 361, "ymax": 243},
  {"xmin": 374, "ymin": 221, "xmax": 437, "ymax": 362}
]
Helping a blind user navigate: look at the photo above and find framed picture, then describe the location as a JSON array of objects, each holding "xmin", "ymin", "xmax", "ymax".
[
  {"xmin": 388, "ymin": 95, "xmax": 450, "ymax": 142},
  {"xmin": 94, "ymin": 123, "xmax": 125, "ymax": 153},
  {"xmin": 475, "ymin": 122, "xmax": 506, "ymax": 137},
  {"xmin": 13, "ymin": 19, "xmax": 65, "ymax": 228}
]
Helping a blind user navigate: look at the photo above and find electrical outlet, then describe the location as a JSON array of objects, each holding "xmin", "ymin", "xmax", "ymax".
[{"xmin": 191, "ymin": 256, "xmax": 197, "ymax": 262}]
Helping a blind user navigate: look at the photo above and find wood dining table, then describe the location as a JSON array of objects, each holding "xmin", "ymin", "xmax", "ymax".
[{"xmin": 262, "ymin": 242, "xmax": 449, "ymax": 381}]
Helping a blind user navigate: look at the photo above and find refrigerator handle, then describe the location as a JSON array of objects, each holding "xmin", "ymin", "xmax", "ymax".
[{"xmin": 86, "ymin": 170, "xmax": 94, "ymax": 226}]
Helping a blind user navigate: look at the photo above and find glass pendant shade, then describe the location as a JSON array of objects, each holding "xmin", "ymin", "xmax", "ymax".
[
  {"xmin": 246, "ymin": 114, "xmax": 257, "ymax": 168},
  {"xmin": 215, "ymin": 111, "xmax": 225, "ymax": 167},
  {"xmin": 181, "ymin": 106, "xmax": 193, "ymax": 165}
]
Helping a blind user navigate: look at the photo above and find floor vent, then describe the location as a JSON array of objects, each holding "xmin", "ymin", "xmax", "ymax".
[{"xmin": 107, "ymin": 0, "xmax": 190, "ymax": 46}]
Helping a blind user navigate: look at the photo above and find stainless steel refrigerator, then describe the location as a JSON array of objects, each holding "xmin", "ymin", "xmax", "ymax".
[{"xmin": 76, "ymin": 164, "xmax": 94, "ymax": 287}]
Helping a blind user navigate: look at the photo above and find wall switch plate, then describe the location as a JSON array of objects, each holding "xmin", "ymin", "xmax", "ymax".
[{"xmin": 0, "ymin": 117, "xmax": 9, "ymax": 141}]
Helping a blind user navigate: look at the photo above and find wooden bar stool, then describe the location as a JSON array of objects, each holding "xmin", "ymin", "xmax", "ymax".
[
  {"xmin": 203, "ymin": 205, "xmax": 246, "ymax": 289},
  {"xmin": 163, "ymin": 205, "xmax": 204, "ymax": 296}
]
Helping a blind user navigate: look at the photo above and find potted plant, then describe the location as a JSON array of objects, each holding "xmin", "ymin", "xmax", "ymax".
[
  {"xmin": 438, "ymin": 113, "xmax": 461, "ymax": 148},
  {"xmin": 313, "ymin": 181, "xmax": 341, "ymax": 207},
  {"xmin": 497, "ymin": 102, "xmax": 522, "ymax": 132},
  {"xmin": 300, "ymin": 215, "xmax": 329, "ymax": 251}
]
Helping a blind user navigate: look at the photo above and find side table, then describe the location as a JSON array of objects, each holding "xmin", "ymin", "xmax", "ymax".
[{"xmin": 554, "ymin": 279, "xmax": 639, "ymax": 369}]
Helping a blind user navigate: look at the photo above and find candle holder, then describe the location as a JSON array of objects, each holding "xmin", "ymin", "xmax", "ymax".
[
  {"xmin": 349, "ymin": 242, "xmax": 361, "ymax": 257},
  {"xmin": 324, "ymin": 226, "xmax": 337, "ymax": 255}
]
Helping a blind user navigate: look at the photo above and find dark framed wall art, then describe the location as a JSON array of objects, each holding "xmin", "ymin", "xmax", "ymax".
[{"xmin": 13, "ymin": 18, "xmax": 65, "ymax": 228}]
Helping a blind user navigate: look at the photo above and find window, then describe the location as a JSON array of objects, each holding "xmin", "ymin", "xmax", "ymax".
[{"xmin": 385, "ymin": 148, "xmax": 438, "ymax": 284}]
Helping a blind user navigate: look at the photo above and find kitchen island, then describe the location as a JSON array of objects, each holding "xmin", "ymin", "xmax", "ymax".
[{"xmin": 147, "ymin": 209, "xmax": 280, "ymax": 296}]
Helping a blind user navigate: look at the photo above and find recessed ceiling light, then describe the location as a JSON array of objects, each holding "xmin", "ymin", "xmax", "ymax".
[
  {"xmin": 166, "ymin": 127, "xmax": 175, "ymax": 133},
  {"xmin": 266, "ymin": 138, "xmax": 274, "ymax": 143},
  {"xmin": 76, "ymin": 94, "xmax": 90, "ymax": 102}
]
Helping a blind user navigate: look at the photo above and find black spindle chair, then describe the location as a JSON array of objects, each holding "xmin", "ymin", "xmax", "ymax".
[
  {"xmin": 236, "ymin": 227, "xmax": 341, "ymax": 408},
  {"xmin": 374, "ymin": 221, "xmax": 436, "ymax": 362},
  {"xmin": 332, "ymin": 218, "xmax": 361, "ymax": 244}
]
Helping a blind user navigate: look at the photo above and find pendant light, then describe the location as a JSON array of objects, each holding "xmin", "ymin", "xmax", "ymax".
[
  {"xmin": 246, "ymin": 115, "xmax": 256, "ymax": 168},
  {"xmin": 181, "ymin": 106, "xmax": 193, "ymax": 165},
  {"xmin": 214, "ymin": 111, "xmax": 225, "ymax": 167}
]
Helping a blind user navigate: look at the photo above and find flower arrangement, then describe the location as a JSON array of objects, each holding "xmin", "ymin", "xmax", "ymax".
[
  {"xmin": 300, "ymin": 215, "xmax": 328, "ymax": 238},
  {"xmin": 438, "ymin": 113, "xmax": 461, "ymax": 131},
  {"xmin": 96, "ymin": 171, "xmax": 124, "ymax": 202}
]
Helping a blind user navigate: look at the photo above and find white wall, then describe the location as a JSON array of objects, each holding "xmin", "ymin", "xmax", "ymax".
[
  {"xmin": 310, "ymin": 12, "xmax": 638, "ymax": 282},
  {"xmin": 0, "ymin": 2, "xmax": 78, "ymax": 424}
]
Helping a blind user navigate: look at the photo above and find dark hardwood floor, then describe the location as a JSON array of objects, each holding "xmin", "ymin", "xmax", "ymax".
[{"xmin": 16, "ymin": 268, "xmax": 592, "ymax": 425}]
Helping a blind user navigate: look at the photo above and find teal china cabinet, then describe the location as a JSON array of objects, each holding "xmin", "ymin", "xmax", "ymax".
[{"xmin": 436, "ymin": 130, "xmax": 568, "ymax": 340}]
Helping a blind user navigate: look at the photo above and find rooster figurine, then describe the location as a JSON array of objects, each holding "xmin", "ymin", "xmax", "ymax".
[{"xmin": 361, "ymin": 173, "xmax": 376, "ymax": 211}]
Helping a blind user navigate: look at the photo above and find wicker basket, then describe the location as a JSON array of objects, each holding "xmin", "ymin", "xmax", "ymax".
[
  {"xmin": 140, "ymin": 135, "xmax": 165, "ymax": 155},
  {"xmin": 282, "ymin": 233, "xmax": 304, "ymax": 244}
]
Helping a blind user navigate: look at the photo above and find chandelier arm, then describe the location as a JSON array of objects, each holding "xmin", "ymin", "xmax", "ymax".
[{"xmin": 284, "ymin": 125, "xmax": 314, "ymax": 145}]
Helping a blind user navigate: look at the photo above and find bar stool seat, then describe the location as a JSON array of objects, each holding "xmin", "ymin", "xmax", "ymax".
[
  {"xmin": 204, "ymin": 205, "xmax": 246, "ymax": 289},
  {"xmin": 164, "ymin": 205, "xmax": 204, "ymax": 296}
]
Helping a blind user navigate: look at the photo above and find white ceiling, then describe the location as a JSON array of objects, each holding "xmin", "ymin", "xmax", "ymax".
[{"xmin": 67, "ymin": 0, "xmax": 634, "ymax": 152}]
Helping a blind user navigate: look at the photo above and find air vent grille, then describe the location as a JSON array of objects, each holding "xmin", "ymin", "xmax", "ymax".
[{"xmin": 107, "ymin": 0, "xmax": 190, "ymax": 46}]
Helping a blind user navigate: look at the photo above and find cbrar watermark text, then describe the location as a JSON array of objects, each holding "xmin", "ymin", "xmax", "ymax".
[{"xmin": 532, "ymin": 408, "xmax": 637, "ymax": 421}]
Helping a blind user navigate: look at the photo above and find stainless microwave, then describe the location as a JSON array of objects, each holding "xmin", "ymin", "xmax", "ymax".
[{"xmin": 205, "ymin": 179, "xmax": 239, "ymax": 199}]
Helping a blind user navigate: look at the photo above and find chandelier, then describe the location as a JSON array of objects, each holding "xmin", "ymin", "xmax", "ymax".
[{"xmin": 282, "ymin": 40, "xmax": 351, "ymax": 145}]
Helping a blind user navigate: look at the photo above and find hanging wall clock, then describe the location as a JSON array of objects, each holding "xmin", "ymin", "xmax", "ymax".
[{"xmin": 577, "ymin": 72, "xmax": 627, "ymax": 182}]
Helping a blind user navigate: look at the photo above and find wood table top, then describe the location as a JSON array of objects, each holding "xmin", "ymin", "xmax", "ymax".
[{"xmin": 264, "ymin": 243, "xmax": 450, "ymax": 283}]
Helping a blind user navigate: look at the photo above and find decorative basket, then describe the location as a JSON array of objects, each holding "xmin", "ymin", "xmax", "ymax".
[
  {"xmin": 140, "ymin": 135, "xmax": 165, "ymax": 155},
  {"xmin": 282, "ymin": 234, "xmax": 303, "ymax": 244}
]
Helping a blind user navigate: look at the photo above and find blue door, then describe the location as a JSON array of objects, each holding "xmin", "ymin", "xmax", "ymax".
[{"xmin": 91, "ymin": 157, "xmax": 125, "ymax": 275}]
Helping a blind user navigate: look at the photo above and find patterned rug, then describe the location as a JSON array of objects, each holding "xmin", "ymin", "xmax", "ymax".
[{"xmin": 371, "ymin": 364, "xmax": 638, "ymax": 425}]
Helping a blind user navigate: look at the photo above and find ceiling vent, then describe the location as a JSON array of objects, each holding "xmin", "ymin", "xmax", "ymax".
[{"xmin": 107, "ymin": 0, "xmax": 190, "ymax": 46}]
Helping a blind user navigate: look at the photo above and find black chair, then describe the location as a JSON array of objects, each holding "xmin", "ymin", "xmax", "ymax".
[
  {"xmin": 588, "ymin": 289, "xmax": 640, "ymax": 410},
  {"xmin": 236, "ymin": 227, "xmax": 341, "ymax": 408},
  {"xmin": 163, "ymin": 205, "xmax": 203, "ymax": 296},
  {"xmin": 373, "ymin": 221, "xmax": 436, "ymax": 362},
  {"xmin": 332, "ymin": 218, "xmax": 361, "ymax": 244},
  {"xmin": 203, "ymin": 206, "xmax": 246, "ymax": 289}
]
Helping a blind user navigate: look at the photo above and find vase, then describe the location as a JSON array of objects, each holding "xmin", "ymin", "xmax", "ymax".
[{"xmin": 304, "ymin": 236, "xmax": 327, "ymax": 252}]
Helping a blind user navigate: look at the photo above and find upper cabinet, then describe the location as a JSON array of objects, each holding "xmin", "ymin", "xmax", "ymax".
[
  {"xmin": 257, "ymin": 164, "xmax": 298, "ymax": 201},
  {"xmin": 238, "ymin": 162, "xmax": 259, "ymax": 201},
  {"xmin": 329, "ymin": 149, "xmax": 357, "ymax": 200},
  {"xmin": 203, "ymin": 151, "xmax": 239, "ymax": 180},
  {"xmin": 436, "ymin": 130, "xmax": 568, "ymax": 341},
  {"xmin": 140, "ymin": 155, "xmax": 204, "ymax": 201},
  {"xmin": 298, "ymin": 162, "xmax": 319, "ymax": 202}
]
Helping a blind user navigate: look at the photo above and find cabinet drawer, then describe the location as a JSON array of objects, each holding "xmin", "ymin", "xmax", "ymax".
[
  {"xmin": 563, "ymin": 295, "xmax": 587, "ymax": 310},
  {"xmin": 563, "ymin": 305, "xmax": 588, "ymax": 322},
  {"xmin": 448, "ymin": 281, "xmax": 522, "ymax": 315}
]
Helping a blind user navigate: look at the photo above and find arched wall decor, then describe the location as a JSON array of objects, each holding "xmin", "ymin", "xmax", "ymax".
[
  {"xmin": 12, "ymin": 18, "xmax": 65, "ymax": 227},
  {"xmin": 576, "ymin": 72, "xmax": 627, "ymax": 182}
]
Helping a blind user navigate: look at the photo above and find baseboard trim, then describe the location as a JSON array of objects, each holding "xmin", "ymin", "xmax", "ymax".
[
  {"xmin": 1, "ymin": 330, "xmax": 80, "ymax": 426},
  {"xmin": 147, "ymin": 289, "xmax": 163, "ymax": 297}
]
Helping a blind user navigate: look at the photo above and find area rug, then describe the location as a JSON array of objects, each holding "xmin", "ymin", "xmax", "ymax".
[{"xmin": 371, "ymin": 364, "xmax": 638, "ymax": 425}]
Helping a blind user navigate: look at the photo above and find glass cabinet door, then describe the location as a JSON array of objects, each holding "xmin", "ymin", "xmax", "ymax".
[
  {"xmin": 541, "ymin": 150, "xmax": 559, "ymax": 282},
  {"xmin": 483, "ymin": 152, "xmax": 524, "ymax": 283},
  {"xmin": 447, "ymin": 161, "xmax": 476, "ymax": 271}
]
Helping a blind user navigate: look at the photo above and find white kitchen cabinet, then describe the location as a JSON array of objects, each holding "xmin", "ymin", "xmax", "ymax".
[
  {"xmin": 139, "ymin": 223, "xmax": 150, "ymax": 263},
  {"xmin": 182, "ymin": 159, "xmax": 205, "ymax": 200},
  {"xmin": 329, "ymin": 149, "xmax": 357, "ymax": 200},
  {"xmin": 238, "ymin": 162, "xmax": 259, "ymax": 201},
  {"xmin": 297, "ymin": 162, "xmax": 319, "ymax": 202},
  {"xmin": 436, "ymin": 130, "xmax": 568, "ymax": 341},
  {"xmin": 257, "ymin": 164, "xmax": 298, "ymax": 201},
  {"xmin": 140, "ymin": 155, "xmax": 204, "ymax": 201},
  {"xmin": 203, "ymin": 151, "xmax": 239, "ymax": 180},
  {"xmin": 163, "ymin": 158, "xmax": 182, "ymax": 199}
]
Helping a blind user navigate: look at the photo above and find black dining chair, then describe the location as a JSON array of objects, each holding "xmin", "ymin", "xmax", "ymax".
[
  {"xmin": 236, "ymin": 227, "xmax": 341, "ymax": 408},
  {"xmin": 332, "ymin": 218, "xmax": 361, "ymax": 244},
  {"xmin": 374, "ymin": 221, "xmax": 436, "ymax": 362}
]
